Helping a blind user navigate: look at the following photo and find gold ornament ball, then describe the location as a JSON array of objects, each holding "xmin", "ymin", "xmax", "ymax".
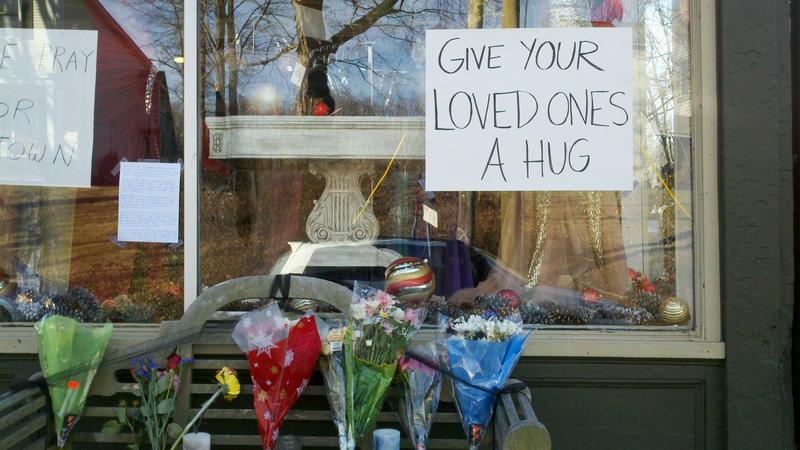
[{"xmin": 659, "ymin": 296, "xmax": 690, "ymax": 325}]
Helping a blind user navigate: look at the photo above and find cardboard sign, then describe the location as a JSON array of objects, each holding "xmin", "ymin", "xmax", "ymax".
[
  {"xmin": 425, "ymin": 28, "xmax": 633, "ymax": 191},
  {"xmin": 0, "ymin": 28, "xmax": 98, "ymax": 188}
]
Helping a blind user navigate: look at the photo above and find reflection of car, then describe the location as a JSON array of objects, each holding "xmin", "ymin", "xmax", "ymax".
[
  {"xmin": 268, "ymin": 238, "xmax": 488, "ymax": 298},
  {"xmin": 266, "ymin": 238, "xmax": 669, "ymax": 327}
]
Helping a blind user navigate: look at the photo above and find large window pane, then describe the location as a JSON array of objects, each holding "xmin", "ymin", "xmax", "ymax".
[
  {"xmin": 199, "ymin": 0, "xmax": 694, "ymax": 328},
  {"xmin": 0, "ymin": 0, "xmax": 184, "ymax": 323}
]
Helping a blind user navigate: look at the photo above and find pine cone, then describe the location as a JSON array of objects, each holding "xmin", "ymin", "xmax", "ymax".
[
  {"xmin": 441, "ymin": 304, "xmax": 469, "ymax": 321},
  {"xmin": 422, "ymin": 296, "xmax": 447, "ymax": 323},
  {"xmin": 51, "ymin": 287, "xmax": 105, "ymax": 322},
  {"xmin": 652, "ymin": 275, "xmax": 675, "ymax": 298},
  {"xmin": 120, "ymin": 303, "xmax": 156, "ymax": 323},
  {"xmin": 622, "ymin": 289, "xmax": 661, "ymax": 317},
  {"xmin": 14, "ymin": 289, "xmax": 52, "ymax": 321},
  {"xmin": 592, "ymin": 302, "xmax": 654, "ymax": 325},
  {"xmin": 471, "ymin": 293, "xmax": 519, "ymax": 319},
  {"xmin": 540, "ymin": 301, "xmax": 595, "ymax": 325},
  {"xmin": 519, "ymin": 302, "xmax": 555, "ymax": 325}
]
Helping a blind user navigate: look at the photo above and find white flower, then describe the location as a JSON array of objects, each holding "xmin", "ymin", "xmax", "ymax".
[
  {"xmin": 351, "ymin": 303, "xmax": 366, "ymax": 320},
  {"xmin": 497, "ymin": 319, "xmax": 522, "ymax": 338},
  {"xmin": 389, "ymin": 307, "xmax": 405, "ymax": 321}
]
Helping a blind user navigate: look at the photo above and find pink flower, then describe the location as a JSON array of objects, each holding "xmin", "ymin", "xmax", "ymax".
[
  {"xmin": 172, "ymin": 374, "xmax": 181, "ymax": 391},
  {"xmin": 399, "ymin": 356, "xmax": 434, "ymax": 376},
  {"xmin": 382, "ymin": 321, "xmax": 395, "ymax": 334},
  {"xmin": 404, "ymin": 308, "xmax": 420, "ymax": 325},
  {"xmin": 376, "ymin": 291, "xmax": 394, "ymax": 308}
]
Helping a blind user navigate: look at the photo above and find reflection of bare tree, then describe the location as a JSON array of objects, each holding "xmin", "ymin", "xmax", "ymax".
[
  {"xmin": 118, "ymin": 0, "xmax": 185, "ymax": 103},
  {"xmin": 200, "ymin": 0, "xmax": 464, "ymax": 117}
]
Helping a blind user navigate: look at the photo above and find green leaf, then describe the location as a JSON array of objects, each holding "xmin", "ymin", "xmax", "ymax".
[
  {"xmin": 116, "ymin": 406, "xmax": 127, "ymax": 423},
  {"xmin": 101, "ymin": 420, "xmax": 122, "ymax": 435},
  {"xmin": 127, "ymin": 444, "xmax": 139, "ymax": 450},
  {"xmin": 156, "ymin": 398, "xmax": 175, "ymax": 415},
  {"xmin": 139, "ymin": 405, "xmax": 151, "ymax": 418},
  {"xmin": 156, "ymin": 374, "xmax": 171, "ymax": 394},
  {"xmin": 167, "ymin": 422, "xmax": 183, "ymax": 439}
]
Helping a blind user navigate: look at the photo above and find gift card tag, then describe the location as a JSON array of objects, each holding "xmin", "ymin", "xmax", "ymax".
[
  {"xmin": 423, "ymin": 204, "xmax": 438, "ymax": 228},
  {"xmin": 329, "ymin": 341, "xmax": 342, "ymax": 353},
  {"xmin": 291, "ymin": 61, "xmax": 306, "ymax": 87}
]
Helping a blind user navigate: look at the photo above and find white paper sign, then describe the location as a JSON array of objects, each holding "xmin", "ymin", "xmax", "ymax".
[
  {"xmin": 425, "ymin": 28, "xmax": 633, "ymax": 191},
  {"xmin": 0, "ymin": 28, "xmax": 98, "ymax": 188},
  {"xmin": 118, "ymin": 162, "xmax": 181, "ymax": 243}
]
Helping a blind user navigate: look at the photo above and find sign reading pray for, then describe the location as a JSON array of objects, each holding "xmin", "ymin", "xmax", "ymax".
[{"xmin": 0, "ymin": 28, "xmax": 98, "ymax": 188}]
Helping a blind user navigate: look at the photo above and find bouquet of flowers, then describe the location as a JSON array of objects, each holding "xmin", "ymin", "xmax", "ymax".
[
  {"xmin": 344, "ymin": 283, "xmax": 425, "ymax": 445},
  {"xmin": 444, "ymin": 313, "xmax": 529, "ymax": 450},
  {"xmin": 102, "ymin": 352, "xmax": 192, "ymax": 450},
  {"xmin": 319, "ymin": 319, "xmax": 349, "ymax": 450},
  {"xmin": 36, "ymin": 315, "xmax": 113, "ymax": 447},
  {"xmin": 232, "ymin": 304, "xmax": 327, "ymax": 449},
  {"xmin": 397, "ymin": 343, "xmax": 441, "ymax": 450}
]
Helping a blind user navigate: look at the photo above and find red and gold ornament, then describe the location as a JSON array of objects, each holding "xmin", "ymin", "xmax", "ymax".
[{"xmin": 385, "ymin": 257, "xmax": 435, "ymax": 304}]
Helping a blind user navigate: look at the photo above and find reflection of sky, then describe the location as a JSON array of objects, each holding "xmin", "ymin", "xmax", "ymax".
[
  {"xmin": 99, "ymin": 0, "xmax": 183, "ymax": 108},
  {"xmin": 99, "ymin": 1, "xmax": 156, "ymax": 59}
]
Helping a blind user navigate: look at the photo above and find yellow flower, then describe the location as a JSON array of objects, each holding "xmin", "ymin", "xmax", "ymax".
[{"xmin": 215, "ymin": 367, "xmax": 240, "ymax": 400}]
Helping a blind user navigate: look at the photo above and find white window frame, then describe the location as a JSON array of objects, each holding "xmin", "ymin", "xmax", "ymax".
[{"xmin": 0, "ymin": 0, "xmax": 722, "ymax": 359}]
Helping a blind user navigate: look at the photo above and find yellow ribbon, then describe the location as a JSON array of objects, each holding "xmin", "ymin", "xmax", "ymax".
[
  {"xmin": 640, "ymin": 146, "xmax": 692, "ymax": 219},
  {"xmin": 352, "ymin": 133, "xmax": 407, "ymax": 225}
]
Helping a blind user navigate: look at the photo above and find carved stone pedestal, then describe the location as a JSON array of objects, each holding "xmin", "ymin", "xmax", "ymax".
[{"xmin": 306, "ymin": 161, "xmax": 379, "ymax": 242}]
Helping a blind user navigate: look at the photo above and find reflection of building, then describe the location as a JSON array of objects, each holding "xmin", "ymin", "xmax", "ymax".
[
  {"xmin": 0, "ymin": 0, "xmax": 179, "ymax": 297},
  {"xmin": 3, "ymin": 1, "xmax": 177, "ymax": 185},
  {"xmin": 85, "ymin": 0, "xmax": 178, "ymax": 186}
]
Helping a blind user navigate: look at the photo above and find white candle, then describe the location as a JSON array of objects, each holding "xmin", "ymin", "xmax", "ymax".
[
  {"xmin": 373, "ymin": 429, "xmax": 400, "ymax": 450},
  {"xmin": 183, "ymin": 432, "xmax": 211, "ymax": 450}
]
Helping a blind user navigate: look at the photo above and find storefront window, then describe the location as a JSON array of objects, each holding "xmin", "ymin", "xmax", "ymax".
[
  {"xmin": 199, "ymin": 0, "xmax": 695, "ymax": 328},
  {"xmin": 0, "ymin": 0, "xmax": 184, "ymax": 323}
]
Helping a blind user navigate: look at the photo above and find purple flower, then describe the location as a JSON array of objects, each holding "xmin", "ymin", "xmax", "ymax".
[{"xmin": 130, "ymin": 356, "xmax": 158, "ymax": 380}]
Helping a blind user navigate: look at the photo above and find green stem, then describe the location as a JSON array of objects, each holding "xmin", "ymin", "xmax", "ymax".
[
  {"xmin": 158, "ymin": 372, "xmax": 177, "ymax": 448},
  {"xmin": 167, "ymin": 387, "xmax": 225, "ymax": 450}
]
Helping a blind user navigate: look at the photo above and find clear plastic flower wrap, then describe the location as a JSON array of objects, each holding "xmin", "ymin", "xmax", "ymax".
[
  {"xmin": 344, "ymin": 282, "xmax": 425, "ymax": 444},
  {"xmin": 232, "ymin": 304, "xmax": 327, "ymax": 450},
  {"xmin": 442, "ymin": 311, "xmax": 530, "ymax": 450},
  {"xmin": 397, "ymin": 342, "xmax": 441, "ymax": 450},
  {"xmin": 319, "ymin": 318, "xmax": 349, "ymax": 450}
]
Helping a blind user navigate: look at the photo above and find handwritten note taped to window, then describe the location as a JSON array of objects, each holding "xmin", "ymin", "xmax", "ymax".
[
  {"xmin": 425, "ymin": 28, "xmax": 633, "ymax": 191},
  {"xmin": 118, "ymin": 162, "xmax": 181, "ymax": 244},
  {"xmin": 0, "ymin": 28, "xmax": 98, "ymax": 188}
]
